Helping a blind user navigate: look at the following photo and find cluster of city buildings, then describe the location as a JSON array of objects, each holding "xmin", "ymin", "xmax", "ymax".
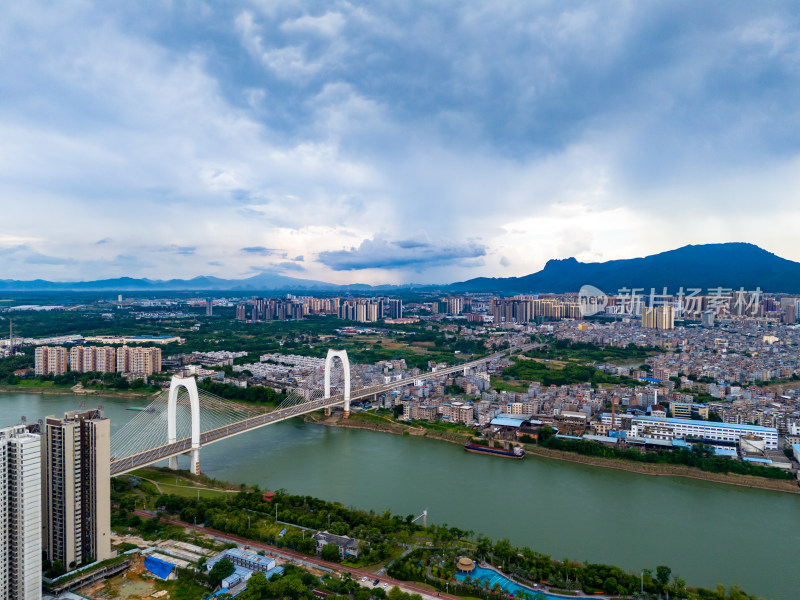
[
  {"xmin": 33, "ymin": 345, "xmax": 163, "ymax": 377},
  {"xmin": 588, "ymin": 289, "xmax": 794, "ymax": 322},
  {"xmin": 1, "ymin": 409, "xmax": 113, "ymax": 600},
  {"xmin": 235, "ymin": 296, "xmax": 403, "ymax": 323},
  {"xmin": 1, "ymin": 332, "xmax": 181, "ymax": 362},
  {"xmin": 385, "ymin": 363, "xmax": 797, "ymax": 465},
  {"xmin": 491, "ymin": 296, "xmax": 583, "ymax": 322},
  {"xmin": 549, "ymin": 319, "xmax": 800, "ymax": 386}
]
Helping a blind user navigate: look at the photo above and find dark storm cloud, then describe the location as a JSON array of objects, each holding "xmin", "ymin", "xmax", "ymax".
[{"xmin": 318, "ymin": 236, "xmax": 486, "ymax": 271}]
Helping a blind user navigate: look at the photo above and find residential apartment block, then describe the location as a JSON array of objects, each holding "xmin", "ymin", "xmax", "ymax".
[
  {"xmin": 492, "ymin": 296, "xmax": 582, "ymax": 323},
  {"xmin": 34, "ymin": 346, "xmax": 67, "ymax": 376},
  {"xmin": 115, "ymin": 345, "xmax": 162, "ymax": 375},
  {"xmin": 69, "ymin": 346, "xmax": 117, "ymax": 373},
  {"xmin": 642, "ymin": 305, "xmax": 675, "ymax": 330},
  {"xmin": 338, "ymin": 299, "xmax": 381, "ymax": 322},
  {"xmin": 42, "ymin": 409, "xmax": 113, "ymax": 570},
  {"xmin": 0, "ymin": 425, "xmax": 42, "ymax": 600}
]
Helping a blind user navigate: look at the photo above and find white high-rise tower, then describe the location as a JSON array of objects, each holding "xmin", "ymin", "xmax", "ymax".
[{"xmin": 0, "ymin": 424, "xmax": 42, "ymax": 600}]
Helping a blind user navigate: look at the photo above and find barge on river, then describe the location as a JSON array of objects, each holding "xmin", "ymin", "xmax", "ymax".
[{"xmin": 463, "ymin": 443, "xmax": 525, "ymax": 459}]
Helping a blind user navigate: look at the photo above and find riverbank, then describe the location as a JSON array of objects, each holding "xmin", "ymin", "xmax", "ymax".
[
  {"xmin": 523, "ymin": 445, "xmax": 800, "ymax": 495},
  {"xmin": 308, "ymin": 412, "xmax": 473, "ymax": 445},
  {"xmin": 312, "ymin": 412, "xmax": 800, "ymax": 495},
  {"xmin": 0, "ymin": 383, "xmax": 156, "ymax": 399}
]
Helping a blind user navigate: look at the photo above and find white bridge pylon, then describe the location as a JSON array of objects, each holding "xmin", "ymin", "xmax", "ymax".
[
  {"xmin": 167, "ymin": 375, "xmax": 201, "ymax": 474},
  {"xmin": 324, "ymin": 349, "xmax": 351, "ymax": 417}
]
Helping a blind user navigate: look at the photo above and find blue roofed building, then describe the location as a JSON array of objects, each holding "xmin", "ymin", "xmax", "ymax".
[
  {"xmin": 600, "ymin": 413, "xmax": 779, "ymax": 449},
  {"xmin": 713, "ymin": 447, "xmax": 738, "ymax": 458},
  {"xmin": 490, "ymin": 416, "xmax": 526, "ymax": 428},
  {"xmin": 206, "ymin": 548, "xmax": 284, "ymax": 595},
  {"xmin": 206, "ymin": 548, "xmax": 276, "ymax": 573},
  {"xmin": 743, "ymin": 457, "xmax": 772, "ymax": 465}
]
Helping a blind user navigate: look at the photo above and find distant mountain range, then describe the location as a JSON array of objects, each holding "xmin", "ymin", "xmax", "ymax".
[
  {"xmin": 0, "ymin": 272, "xmax": 383, "ymax": 293},
  {"xmin": 451, "ymin": 243, "xmax": 800, "ymax": 294},
  {"xmin": 2, "ymin": 243, "xmax": 800, "ymax": 294}
]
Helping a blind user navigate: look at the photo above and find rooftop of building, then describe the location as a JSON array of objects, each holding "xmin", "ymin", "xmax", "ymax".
[
  {"xmin": 312, "ymin": 531, "xmax": 358, "ymax": 548},
  {"xmin": 602, "ymin": 413, "xmax": 778, "ymax": 433},
  {"xmin": 206, "ymin": 547, "xmax": 277, "ymax": 571},
  {"xmin": 713, "ymin": 447, "xmax": 738, "ymax": 457},
  {"xmin": 490, "ymin": 416, "xmax": 526, "ymax": 428},
  {"xmin": 743, "ymin": 457, "xmax": 772, "ymax": 464}
]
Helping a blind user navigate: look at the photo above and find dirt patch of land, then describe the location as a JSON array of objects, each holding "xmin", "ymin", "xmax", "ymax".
[
  {"xmin": 514, "ymin": 356, "xmax": 569, "ymax": 368},
  {"xmin": 80, "ymin": 555, "xmax": 158, "ymax": 600}
]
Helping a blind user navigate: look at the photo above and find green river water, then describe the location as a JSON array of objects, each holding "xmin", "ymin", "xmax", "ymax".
[{"xmin": 2, "ymin": 392, "xmax": 799, "ymax": 599}]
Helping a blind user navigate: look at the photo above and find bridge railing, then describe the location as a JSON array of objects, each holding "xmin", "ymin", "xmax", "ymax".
[
  {"xmin": 109, "ymin": 343, "xmax": 536, "ymax": 475},
  {"xmin": 110, "ymin": 392, "xmax": 347, "ymax": 475}
]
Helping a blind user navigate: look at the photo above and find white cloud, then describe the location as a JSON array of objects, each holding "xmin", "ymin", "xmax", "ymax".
[
  {"xmin": 318, "ymin": 234, "xmax": 487, "ymax": 271},
  {"xmin": 1, "ymin": 1, "xmax": 799, "ymax": 285},
  {"xmin": 281, "ymin": 12, "xmax": 346, "ymax": 37}
]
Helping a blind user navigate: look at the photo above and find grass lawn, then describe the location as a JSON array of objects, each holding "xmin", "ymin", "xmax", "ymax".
[
  {"xmin": 155, "ymin": 483, "xmax": 233, "ymax": 499},
  {"xmin": 349, "ymin": 334, "xmax": 433, "ymax": 355},
  {"xmin": 489, "ymin": 376, "xmax": 528, "ymax": 393},
  {"xmin": 154, "ymin": 575, "xmax": 208, "ymax": 600},
  {"xmin": 351, "ymin": 410, "xmax": 405, "ymax": 426},
  {"xmin": 515, "ymin": 356, "xmax": 569, "ymax": 368},
  {"xmin": 381, "ymin": 341, "xmax": 433, "ymax": 354},
  {"xmin": 126, "ymin": 468, "xmax": 240, "ymax": 499},
  {"xmin": 18, "ymin": 379, "xmax": 55, "ymax": 387},
  {"xmin": 130, "ymin": 469, "xmax": 192, "ymax": 484}
]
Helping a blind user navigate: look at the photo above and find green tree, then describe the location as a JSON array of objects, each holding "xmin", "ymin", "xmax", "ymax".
[
  {"xmin": 208, "ymin": 558, "xmax": 235, "ymax": 588},
  {"xmin": 387, "ymin": 586, "xmax": 404, "ymax": 600},
  {"xmin": 537, "ymin": 426, "xmax": 556, "ymax": 442},
  {"xmin": 476, "ymin": 536, "xmax": 492, "ymax": 561},
  {"xmin": 655, "ymin": 565, "xmax": 672, "ymax": 586},
  {"xmin": 321, "ymin": 543, "xmax": 341, "ymax": 562},
  {"xmin": 50, "ymin": 560, "xmax": 66, "ymax": 577}
]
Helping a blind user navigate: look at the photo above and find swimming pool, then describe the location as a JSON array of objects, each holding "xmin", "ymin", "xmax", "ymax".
[{"xmin": 454, "ymin": 565, "xmax": 566, "ymax": 600}]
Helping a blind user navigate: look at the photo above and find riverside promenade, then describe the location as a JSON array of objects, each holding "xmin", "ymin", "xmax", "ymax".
[{"xmin": 132, "ymin": 510, "xmax": 608, "ymax": 600}]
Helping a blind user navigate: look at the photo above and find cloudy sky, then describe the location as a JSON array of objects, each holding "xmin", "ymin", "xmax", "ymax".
[{"xmin": 2, "ymin": 1, "xmax": 800, "ymax": 284}]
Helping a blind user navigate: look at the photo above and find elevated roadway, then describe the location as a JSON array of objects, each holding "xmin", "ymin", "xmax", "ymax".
[{"xmin": 110, "ymin": 342, "xmax": 538, "ymax": 476}]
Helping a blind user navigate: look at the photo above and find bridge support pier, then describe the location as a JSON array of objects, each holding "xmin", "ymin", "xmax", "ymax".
[
  {"xmin": 190, "ymin": 448, "xmax": 200, "ymax": 475},
  {"xmin": 325, "ymin": 407, "xmax": 331, "ymax": 417},
  {"xmin": 167, "ymin": 375, "xmax": 201, "ymax": 472},
  {"xmin": 324, "ymin": 349, "xmax": 351, "ymax": 418}
]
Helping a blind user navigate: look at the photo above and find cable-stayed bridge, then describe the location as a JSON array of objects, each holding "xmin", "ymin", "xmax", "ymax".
[{"xmin": 109, "ymin": 344, "xmax": 535, "ymax": 477}]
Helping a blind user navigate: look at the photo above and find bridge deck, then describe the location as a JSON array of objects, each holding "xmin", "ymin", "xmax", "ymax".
[{"xmin": 109, "ymin": 344, "xmax": 535, "ymax": 476}]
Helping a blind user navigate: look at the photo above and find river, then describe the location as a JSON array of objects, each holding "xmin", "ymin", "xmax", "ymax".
[{"xmin": 2, "ymin": 392, "xmax": 799, "ymax": 599}]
